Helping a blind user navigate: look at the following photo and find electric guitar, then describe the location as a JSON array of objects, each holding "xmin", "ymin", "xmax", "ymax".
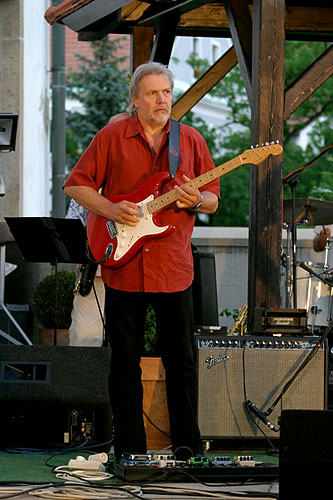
[{"xmin": 86, "ymin": 143, "xmax": 283, "ymax": 268}]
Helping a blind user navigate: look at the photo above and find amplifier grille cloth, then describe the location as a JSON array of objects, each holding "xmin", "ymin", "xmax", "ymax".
[{"xmin": 197, "ymin": 336, "xmax": 327, "ymax": 438}]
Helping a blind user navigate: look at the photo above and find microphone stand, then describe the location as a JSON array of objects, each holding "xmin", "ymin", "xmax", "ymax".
[
  {"xmin": 259, "ymin": 323, "xmax": 331, "ymax": 430},
  {"xmin": 283, "ymin": 171, "xmax": 300, "ymax": 309},
  {"xmin": 248, "ymin": 284, "xmax": 331, "ymax": 433}
]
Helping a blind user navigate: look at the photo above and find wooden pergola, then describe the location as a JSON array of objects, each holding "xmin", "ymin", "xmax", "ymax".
[{"xmin": 45, "ymin": 0, "xmax": 333, "ymax": 329}]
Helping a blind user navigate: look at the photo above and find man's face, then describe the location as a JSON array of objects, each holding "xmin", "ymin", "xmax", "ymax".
[{"xmin": 132, "ymin": 73, "xmax": 173, "ymax": 128}]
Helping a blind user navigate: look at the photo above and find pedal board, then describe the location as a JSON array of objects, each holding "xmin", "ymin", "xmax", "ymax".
[{"xmin": 110, "ymin": 456, "xmax": 278, "ymax": 483}]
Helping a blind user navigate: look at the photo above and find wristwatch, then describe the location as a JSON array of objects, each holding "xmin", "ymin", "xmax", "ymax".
[{"xmin": 191, "ymin": 193, "xmax": 203, "ymax": 212}]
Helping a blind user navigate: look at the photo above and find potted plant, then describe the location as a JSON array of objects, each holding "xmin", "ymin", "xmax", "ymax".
[
  {"xmin": 141, "ymin": 305, "xmax": 170, "ymax": 450},
  {"xmin": 32, "ymin": 269, "xmax": 76, "ymax": 346}
]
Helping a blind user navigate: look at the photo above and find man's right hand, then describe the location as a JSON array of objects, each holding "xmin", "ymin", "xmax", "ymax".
[
  {"xmin": 110, "ymin": 200, "xmax": 141, "ymax": 226},
  {"xmin": 64, "ymin": 185, "xmax": 140, "ymax": 227}
]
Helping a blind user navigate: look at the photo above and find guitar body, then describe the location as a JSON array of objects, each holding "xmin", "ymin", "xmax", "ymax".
[
  {"xmin": 86, "ymin": 172, "xmax": 175, "ymax": 269},
  {"xmin": 86, "ymin": 143, "xmax": 283, "ymax": 269}
]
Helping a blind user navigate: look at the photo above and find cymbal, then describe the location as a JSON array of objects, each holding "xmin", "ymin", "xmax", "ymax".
[{"xmin": 283, "ymin": 198, "xmax": 333, "ymax": 225}]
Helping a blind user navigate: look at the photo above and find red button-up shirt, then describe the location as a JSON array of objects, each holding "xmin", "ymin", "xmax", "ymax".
[{"xmin": 63, "ymin": 114, "xmax": 220, "ymax": 293}]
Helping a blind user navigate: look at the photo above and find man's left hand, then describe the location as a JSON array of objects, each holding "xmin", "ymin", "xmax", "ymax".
[{"xmin": 175, "ymin": 174, "xmax": 201, "ymax": 210}]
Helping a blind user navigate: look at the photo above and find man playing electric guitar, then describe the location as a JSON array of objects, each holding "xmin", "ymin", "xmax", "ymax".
[{"xmin": 63, "ymin": 61, "xmax": 220, "ymax": 460}]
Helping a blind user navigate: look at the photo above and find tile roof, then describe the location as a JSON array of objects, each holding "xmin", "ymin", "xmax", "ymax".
[{"xmin": 45, "ymin": 0, "xmax": 93, "ymax": 25}]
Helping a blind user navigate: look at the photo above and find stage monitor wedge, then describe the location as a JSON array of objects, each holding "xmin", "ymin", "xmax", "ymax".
[
  {"xmin": 279, "ymin": 409, "xmax": 333, "ymax": 498},
  {"xmin": 0, "ymin": 345, "xmax": 112, "ymax": 449}
]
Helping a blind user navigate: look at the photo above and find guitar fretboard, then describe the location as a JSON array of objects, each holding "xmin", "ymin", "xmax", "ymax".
[{"xmin": 147, "ymin": 155, "xmax": 243, "ymax": 214}]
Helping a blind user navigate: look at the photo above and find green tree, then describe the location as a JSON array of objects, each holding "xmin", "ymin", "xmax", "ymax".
[
  {"xmin": 185, "ymin": 41, "xmax": 333, "ymax": 226},
  {"xmin": 66, "ymin": 36, "xmax": 129, "ymax": 172}
]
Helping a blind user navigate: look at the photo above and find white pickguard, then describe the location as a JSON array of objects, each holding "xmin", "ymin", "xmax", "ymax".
[{"xmin": 113, "ymin": 195, "xmax": 170, "ymax": 262}]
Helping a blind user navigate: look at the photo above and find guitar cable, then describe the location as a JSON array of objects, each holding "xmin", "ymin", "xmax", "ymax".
[{"xmin": 86, "ymin": 243, "xmax": 114, "ymax": 265}]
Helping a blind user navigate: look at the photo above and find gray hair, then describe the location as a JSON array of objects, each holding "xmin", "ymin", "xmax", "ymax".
[{"xmin": 129, "ymin": 61, "xmax": 174, "ymax": 102}]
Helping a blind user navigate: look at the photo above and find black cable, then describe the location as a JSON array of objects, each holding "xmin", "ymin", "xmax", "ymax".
[
  {"xmin": 265, "ymin": 327, "xmax": 330, "ymax": 417},
  {"xmin": 91, "ymin": 280, "xmax": 107, "ymax": 344},
  {"xmin": 1, "ymin": 438, "xmax": 90, "ymax": 455},
  {"xmin": 146, "ymin": 469, "xmax": 279, "ymax": 498},
  {"xmin": 2, "ymin": 436, "xmax": 114, "ymax": 458},
  {"xmin": 143, "ymin": 409, "xmax": 171, "ymax": 439},
  {"xmin": 283, "ymin": 144, "xmax": 333, "ymax": 183},
  {"xmin": 143, "ymin": 483, "xmax": 279, "ymax": 498}
]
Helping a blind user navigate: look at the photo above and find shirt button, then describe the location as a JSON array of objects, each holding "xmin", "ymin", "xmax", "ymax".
[
  {"xmin": 154, "ymin": 165, "xmax": 158, "ymax": 170},
  {"xmin": 144, "ymin": 248, "xmax": 149, "ymax": 252}
]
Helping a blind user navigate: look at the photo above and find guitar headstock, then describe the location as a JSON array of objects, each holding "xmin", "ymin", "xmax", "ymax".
[{"xmin": 241, "ymin": 142, "xmax": 283, "ymax": 165}]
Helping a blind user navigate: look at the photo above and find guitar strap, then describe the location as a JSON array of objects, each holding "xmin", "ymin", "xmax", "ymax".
[{"xmin": 169, "ymin": 119, "xmax": 180, "ymax": 178}]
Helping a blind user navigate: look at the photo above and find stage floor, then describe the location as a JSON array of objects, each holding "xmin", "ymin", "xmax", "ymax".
[{"xmin": 0, "ymin": 448, "xmax": 279, "ymax": 499}]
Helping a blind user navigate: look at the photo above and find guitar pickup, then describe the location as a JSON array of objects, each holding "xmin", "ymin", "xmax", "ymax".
[{"xmin": 106, "ymin": 220, "xmax": 117, "ymax": 238}]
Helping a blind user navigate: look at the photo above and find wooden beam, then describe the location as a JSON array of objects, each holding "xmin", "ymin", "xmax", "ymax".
[
  {"xmin": 178, "ymin": 3, "xmax": 333, "ymax": 36},
  {"xmin": 224, "ymin": 0, "xmax": 253, "ymax": 103},
  {"xmin": 285, "ymin": 6, "xmax": 333, "ymax": 33},
  {"xmin": 150, "ymin": 10, "xmax": 180, "ymax": 65},
  {"xmin": 136, "ymin": 0, "xmax": 201, "ymax": 25},
  {"xmin": 171, "ymin": 46, "xmax": 237, "ymax": 121},
  {"xmin": 121, "ymin": 1, "xmax": 151, "ymax": 21},
  {"xmin": 284, "ymin": 44, "xmax": 333, "ymax": 120},
  {"xmin": 178, "ymin": 3, "xmax": 229, "ymax": 29},
  {"xmin": 248, "ymin": 0, "xmax": 285, "ymax": 329},
  {"xmin": 131, "ymin": 25, "xmax": 154, "ymax": 72}
]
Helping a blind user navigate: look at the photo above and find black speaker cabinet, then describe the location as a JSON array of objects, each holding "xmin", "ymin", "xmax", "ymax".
[
  {"xmin": 279, "ymin": 409, "xmax": 333, "ymax": 498},
  {"xmin": 0, "ymin": 345, "xmax": 112, "ymax": 449},
  {"xmin": 192, "ymin": 250, "xmax": 219, "ymax": 327},
  {"xmin": 197, "ymin": 336, "xmax": 328, "ymax": 439}
]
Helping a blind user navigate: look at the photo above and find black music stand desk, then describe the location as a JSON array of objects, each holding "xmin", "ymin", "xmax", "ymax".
[{"xmin": 5, "ymin": 217, "xmax": 89, "ymax": 345}]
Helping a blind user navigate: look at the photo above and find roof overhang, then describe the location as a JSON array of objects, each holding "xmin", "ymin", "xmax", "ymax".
[{"xmin": 45, "ymin": 1, "xmax": 333, "ymax": 42}]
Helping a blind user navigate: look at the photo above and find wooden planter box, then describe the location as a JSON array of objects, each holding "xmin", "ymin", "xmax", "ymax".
[
  {"xmin": 39, "ymin": 329, "xmax": 69, "ymax": 346},
  {"xmin": 140, "ymin": 356, "xmax": 171, "ymax": 451}
]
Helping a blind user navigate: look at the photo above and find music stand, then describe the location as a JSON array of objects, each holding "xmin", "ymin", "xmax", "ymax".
[
  {"xmin": 0, "ymin": 221, "xmax": 29, "ymax": 345},
  {"xmin": 5, "ymin": 217, "xmax": 89, "ymax": 346}
]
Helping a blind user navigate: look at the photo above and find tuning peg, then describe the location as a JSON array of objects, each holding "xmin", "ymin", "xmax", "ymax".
[
  {"xmin": 256, "ymin": 144, "xmax": 259, "ymax": 148},
  {"xmin": 276, "ymin": 140, "xmax": 279, "ymax": 143},
  {"xmin": 270, "ymin": 141, "xmax": 275, "ymax": 145},
  {"xmin": 265, "ymin": 142, "xmax": 269, "ymax": 146},
  {"xmin": 251, "ymin": 145, "xmax": 254, "ymax": 149}
]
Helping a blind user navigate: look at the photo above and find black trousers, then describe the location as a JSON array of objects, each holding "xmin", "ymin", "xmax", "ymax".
[{"xmin": 104, "ymin": 285, "xmax": 202, "ymax": 459}]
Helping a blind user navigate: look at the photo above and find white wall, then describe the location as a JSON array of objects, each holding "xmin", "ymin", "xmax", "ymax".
[
  {"xmin": 169, "ymin": 36, "xmax": 232, "ymax": 128},
  {"xmin": 192, "ymin": 226, "xmax": 325, "ymax": 330},
  {"xmin": 22, "ymin": 0, "xmax": 51, "ymax": 216}
]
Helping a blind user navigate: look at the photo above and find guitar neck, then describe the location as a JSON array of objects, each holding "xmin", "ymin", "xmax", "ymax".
[{"xmin": 147, "ymin": 155, "xmax": 243, "ymax": 214}]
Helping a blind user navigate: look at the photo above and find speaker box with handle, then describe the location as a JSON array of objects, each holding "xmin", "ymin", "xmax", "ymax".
[
  {"xmin": 0, "ymin": 345, "xmax": 112, "ymax": 449},
  {"xmin": 197, "ymin": 335, "xmax": 327, "ymax": 439},
  {"xmin": 192, "ymin": 249, "xmax": 219, "ymax": 327}
]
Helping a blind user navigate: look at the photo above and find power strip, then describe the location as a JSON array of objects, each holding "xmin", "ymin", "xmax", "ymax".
[{"xmin": 68, "ymin": 459, "xmax": 105, "ymax": 472}]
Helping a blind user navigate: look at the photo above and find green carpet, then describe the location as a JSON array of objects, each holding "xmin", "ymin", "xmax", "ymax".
[{"xmin": 0, "ymin": 450, "xmax": 278, "ymax": 483}]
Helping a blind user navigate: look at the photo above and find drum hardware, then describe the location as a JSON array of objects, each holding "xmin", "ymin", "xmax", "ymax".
[
  {"xmin": 298, "ymin": 261, "xmax": 333, "ymax": 333},
  {"xmin": 323, "ymin": 235, "xmax": 333, "ymax": 270},
  {"xmin": 282, "ymin": 172, "xmax": 300, "ymax": 309},
  {"xmin": 310, "ymin": 304, "xmax": 322, "ymax": 332},
  {"xmin": 282, "ymin": 198, "xmax": 333, "ymax": 310},
  {"xmin": 300, "ymin": 261, "xmax": 333, "ymax": 286},
  {"xmin": 282, "ymin": 222, "xmax": 299, "ymax": 309}
]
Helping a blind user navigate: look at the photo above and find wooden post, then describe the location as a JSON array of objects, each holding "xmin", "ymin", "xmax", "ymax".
[
  {"xmin": 131, "ymin": 26, "xmax": 154, "ymax": 72},
  {"xmin": 247, "ymin": 0, "xmax": 285, "ymax": 330}
]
